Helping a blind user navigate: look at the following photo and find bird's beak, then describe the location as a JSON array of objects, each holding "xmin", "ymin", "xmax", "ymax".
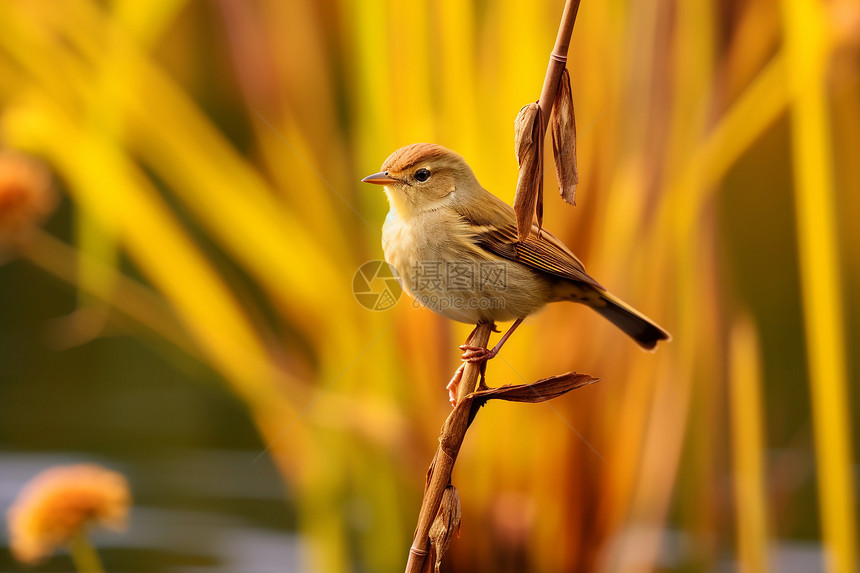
[{"xmin": 361, "ymin": 171, "xmax": 398, "ymax": 185}]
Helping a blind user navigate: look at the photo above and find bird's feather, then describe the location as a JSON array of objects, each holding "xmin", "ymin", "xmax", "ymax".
[{"xmin": 452, "ymin": 190, "xmax": 604, "ymax": 290}]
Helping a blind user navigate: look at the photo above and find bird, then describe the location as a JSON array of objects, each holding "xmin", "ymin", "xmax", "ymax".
[{"xmin": 363, "ymin": 143, "xmax": 669, "ymax": 401}]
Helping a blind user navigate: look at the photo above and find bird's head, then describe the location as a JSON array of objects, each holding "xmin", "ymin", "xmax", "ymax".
[{"xmin": 362, "ymin": 143, "xmax": 478, "ymax": 217}]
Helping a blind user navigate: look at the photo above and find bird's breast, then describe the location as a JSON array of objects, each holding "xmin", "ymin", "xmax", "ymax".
[
  {"xmin": 381, "ymin": 209, "xmax": 453, "ymax": 294},
  {"xmin": 381, "ymin": 209, "xmax": 552, "ymax": 323}
]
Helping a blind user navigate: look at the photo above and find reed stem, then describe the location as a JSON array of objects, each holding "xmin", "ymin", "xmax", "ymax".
[
  {"xmin": 537, "ymin": 0, "xmax": 581, "ymax": 136},
  {"xmin": 405, "ymin": 324, "xmax": 492, "ymax": 572}
]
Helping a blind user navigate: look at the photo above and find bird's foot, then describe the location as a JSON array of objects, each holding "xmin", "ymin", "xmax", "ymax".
[
  {"xmin": 459, "ymin": 344, "xmax": 497, "ymax": 363},
  {"xmin": 446, "ymin": 363, "xmax": 466, "ymax": 407}
]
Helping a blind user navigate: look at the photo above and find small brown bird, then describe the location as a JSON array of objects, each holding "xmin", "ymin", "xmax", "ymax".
[{"xmin": 363, "ymin": 143, "xmax": 669, "ymax": 399}]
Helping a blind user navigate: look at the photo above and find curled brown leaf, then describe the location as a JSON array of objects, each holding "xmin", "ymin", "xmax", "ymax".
[
  {"xmin": 551, "ymin": 67, "xmax": 578, "ymax": 206},
  {"xmin": 428, "ymin": 485, "xmax": 461, "ymax": 572},
  {"xmin": 471, "ymin": 371, "xmax": 597, "ymax": 404},
  {"xmin": 513, "ymin": 103, "xmax": 544, "ymax": 241}
]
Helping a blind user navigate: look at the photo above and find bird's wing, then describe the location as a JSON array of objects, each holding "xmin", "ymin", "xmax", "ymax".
[{"xmin": 454, "ymin": 192, "xmax": 604, "ymax": 290}]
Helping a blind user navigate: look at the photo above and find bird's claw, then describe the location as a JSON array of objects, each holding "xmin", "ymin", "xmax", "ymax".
[
  {"xmin": 446, "ymin": 363, "xmax": 466, "ymax": 407},
  {"xmin": 459, "ymin": 344, "xmax": 497, "ymax": 363}
]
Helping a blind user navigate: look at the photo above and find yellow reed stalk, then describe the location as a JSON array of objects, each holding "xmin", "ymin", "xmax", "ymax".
[
  {"xmin": 345, "ymin": 0, "xmax": 396, "ymax": 170},
  {"xmin": 1, "ymin": 5, "xmax": 404, "ymax": 570},
  {"xmin": 74, "ymin": 1, "xmax": 193, "ymax": 308},
  {"xmin": 388, "ymin": 0, "xmax": 434, "ymax": 142},
  {"xmin": 4, "ymin": 0, "xmax": 342, "ymax": 341},
  {"xmin": 112, "ymin": 0, "xmax": 190, "ymax": 48},
  {"xmin": 729, "ymin": 316, "xmax": 770, "ymax": 573},
  {"xmin": 625, "ymin": 43, "xmax": 791, "ymax": 569},
  {"xmin": 74, "ymin": 208, "xmax": 119, "ymax": 310},
  {"xmin": 20, "ymin": 229, "xmax": 199, "ymax": 358},
  {"xmin": 3, "ymin": 100, "xmax": 296, "ymax": 415},
  {"xmin": 651, "ymin": 51, "xmax": 789, "ymax": 256},
  {"xmin": 73, "ymin": 3, "xmax": 126, "ymax": 314},
  {"xmin": 607, "ymin": 2, "xmax": 717, "ymax": 568},
  {"xmin": 782, "ymin": 2, "xmax": 858, "ymax": 572},
  {"xmin": 438, "ymin": 0, "xmax": 479, "ymax": 161}
]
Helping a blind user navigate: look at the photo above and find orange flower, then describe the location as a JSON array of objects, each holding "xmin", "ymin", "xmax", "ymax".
[
  {"xmin": 6, "ymin": 464, "xmax": 131, "ymax": 565},
  {"xmin": 0, "ymin": 151, "xmax": 57, "ymax": 243}
]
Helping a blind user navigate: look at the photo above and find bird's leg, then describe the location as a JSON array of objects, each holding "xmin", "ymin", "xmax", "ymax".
[
  {"xmin": 463, "ymin": 324, "xmax": 480, "ymax": 346},
  {"xmin": 459, "ymin": 318, "xmax": 524, "ymax": 363},
  {"xmin": 447, "ymin": 322, "xmax": 500, "ymax": 406},
  {"xmin": 462, "ymin": 323, "xmax": 500, "ymax": 347}
]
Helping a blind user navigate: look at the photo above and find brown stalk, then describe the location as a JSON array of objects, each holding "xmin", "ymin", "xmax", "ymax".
[
  {"xmin": 537, "ymin": 0, "xmax": 581, "ymax": 136},
  {"xmin": 405, "ymin": 323, "xmax": 493, "ymax": 573},
  {"xmin": 404, "ymin": 323, "xmax": 597, "ymax": 570}
]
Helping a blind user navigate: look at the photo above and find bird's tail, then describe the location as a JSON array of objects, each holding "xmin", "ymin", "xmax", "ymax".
[{"xmin": 590, "ymin": 291, "xmax": 671, "ymax": 351}]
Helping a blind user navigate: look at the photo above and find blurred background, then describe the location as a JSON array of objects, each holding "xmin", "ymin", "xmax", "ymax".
[{"xmin": 0, "ymin": 0, "xmax": 858, "ymax": 571}]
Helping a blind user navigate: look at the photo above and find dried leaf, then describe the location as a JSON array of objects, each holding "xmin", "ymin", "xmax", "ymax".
[
  {"xmin": 551, "ymin": 67, "xmax": 578, "ymax": 206},
  {"xmin": 472, "ymin": 371, "xmax": 597, "ymax": 404},
  {"xmin": 536, "ymin": 162, "xmax": 544, "ymax": 233},
  {"xmin": 428, "ymin": 485, "xmax": 461, "ymax": 572},
  {"xmin": 513, "ymin": 103, "xmax": 544, "ymax": 241}
]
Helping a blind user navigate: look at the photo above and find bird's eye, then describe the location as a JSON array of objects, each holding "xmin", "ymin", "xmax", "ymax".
[{"xmin": 415, "ymin": 168, "xmax": 431, "ymax": 182}]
